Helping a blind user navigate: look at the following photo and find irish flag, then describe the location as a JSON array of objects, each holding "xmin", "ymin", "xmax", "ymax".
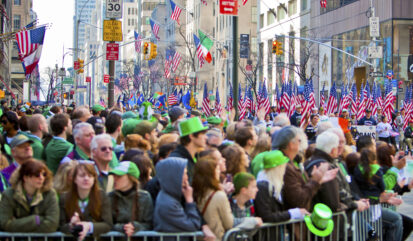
[{"xmin": 198, "ymin": 30, "xmax": 213, "ymax": 63}]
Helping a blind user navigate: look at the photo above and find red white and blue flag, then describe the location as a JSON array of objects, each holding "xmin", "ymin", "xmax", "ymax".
[
  {"xmin": 169, "ymin": 0, "xmax": 182, "ymax": 23},
  {"xmin": 383, "ymin": 80, "xmax": 395, "ymax": 122},
  {"xmin": 15, "ymin": 26, "xmax": 46, "ymax": 76},
  {"xmin": 216, "ymin": 88, "xmax": 223, "ymax": 116},
  {"xmin": 357, "ymin": 84, "xmax": 367, "ymax": 120},
  {"xmin": 168, "ymin": 88, "xmax": 178, "ymax": 106},
  {"xmin": 350, "ymin": 83, "xmax": 357, "ymax": 116},
  {"xmin": 259, "ymin": 81, "xmax": 270, "ymax": 114},
  {"xmin": 171, "ymin": 51, "xmax": 182, "ymax": 72},
  {"xmin": 202, "ymin": 82, "xmax": 211, "ymax": 116},
  {"xmin": 227, "ymin": 84, "xmax": 234, "ymax": 111},
  {"xmin": 300, "ymin": 80, "xmax": 313, "ymax": 127},
  {"xmin": 150, "ymin": 20, "xmax": 160, "ymax": 39},
  {"xmin": 320, "ymin": 83, "xmax": 326, "ymax": 109},
  {"xmin": 134, "ymin": 31, "xmax": 142, "ymax": 53},
  {"xmin": 193, "ymin": 34, "xmax": 205, "ymax": 68},
  {"xmin": 326, "ymin": 82, "xmax": 338, "ymax": 115}
]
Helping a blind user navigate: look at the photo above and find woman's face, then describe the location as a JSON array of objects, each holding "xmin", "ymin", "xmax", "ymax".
[
  {"xmin": 74, "ymin": 167, "xmax": 95, "ymax": 191},
  {"xmin": 212, "ymin": 150, "xmax": 226, "ymax": 173},
  {"xmin": 215, "ymin": 164, "xmax": 221, "ymax": 181},
  {"xmin": 287, "ymin": 136, "xmax": 301, "ymax": 159},
  {"xmin": 240, "ymin": 148, "xmax": 250, "ymax": 168},
  {"xmin": 114, "ymin": 174, "xmax": 133, "ymax": 191},
  {"xmin": 24, "ymin": 171, "xmax": 46, "ymax": 190}
]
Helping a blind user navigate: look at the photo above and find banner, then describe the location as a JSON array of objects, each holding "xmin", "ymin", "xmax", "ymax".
[{"xmin": 353, "ymin": 125, "xmax": 377, "ymax": 139}]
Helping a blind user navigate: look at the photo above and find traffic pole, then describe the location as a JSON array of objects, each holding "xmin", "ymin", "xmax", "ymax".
[{"xmin": 232, "ymin": 15, "xmax": 238, "ymax": 120}]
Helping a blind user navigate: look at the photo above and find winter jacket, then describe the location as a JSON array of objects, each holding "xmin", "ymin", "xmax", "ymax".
[
  {"xmin": 169, "ymin": 145, "xmax": 197, "ymax": 184},
  {"xmin": 197, "ymin": 189, "xmax": 233, "ymax": 240},
  {"xmin": 282, "ymin": 160, "xmax": 321, "ymax": 210},
  {"xmin": 405, "ymin": 126, "xmax": 413, "ymax": 139},
  {"xmin": 45, "ymin": 136, "xmax": 73, "ymax": 174},
  {"xmin": 0, "ymin": 162, "xmax": 18, "ymax": 192},
  {"xmin": 0, "ymin": 183, "xmax": 59, "ymax": 232},
  {"xmin": 109, "ymin": 188, "xmax": 153, "ymax": 233},
  {"xmin": 59, "ymin": 190, "xmax": 113, "ymax": 237},
  {"xmin": 154, "ymin": 157, "xmax": 201, "ymax": 233},
  {"xmin": 381, "ymin": 165, "xmax": 410, "ymax": 195},
  {"xmin": 290, "ymin": 111, "xmax": 302, "ymax": 127},
  {"xmin": 353, "ymin": 164, "xmax": 385, "ymax": 204}
]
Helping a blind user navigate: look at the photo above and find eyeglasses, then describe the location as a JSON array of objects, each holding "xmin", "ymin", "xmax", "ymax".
[
  {"xmin": 100, "ymin": 146, "xmax": 113, "ymax": 152},
  {"xmin": 34, "ymin": 172, "xmax": 46, "ymax": 178}
]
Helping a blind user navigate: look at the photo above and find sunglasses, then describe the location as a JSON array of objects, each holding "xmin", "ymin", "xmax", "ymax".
[
  {"xmin": 33, "ymin": 172, "xmax": 46, "ymax": 178},
  {"xmin": 100, "ymin": 146, "xmax": 113, "ymax": 152}
]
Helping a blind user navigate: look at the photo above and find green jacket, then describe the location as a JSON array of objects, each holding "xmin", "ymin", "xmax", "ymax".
[
  {"xmin": 27, "ymin": 134, "xmax": 45, "ymax": 161},
  {"xmin": 0, "ymin": 183, "xmax": 59, "ymax": 232},
  {"xmin": 161, "ymin": 123, "xmax": 176, "ymax": 133},
  {"xmin": 109, "ymin": 188, "xmax": 153, "ymax": 233},
  {"xmin": 382, "ymin": 166, "xmax": 399, "ymax": 190},
  {"xmin": 59, "ymin": 190, "xmax": 113, "ymax": 237},
  {"xmin": 45, "ymin": 137, "xmax": 73, "ymax": 174}
]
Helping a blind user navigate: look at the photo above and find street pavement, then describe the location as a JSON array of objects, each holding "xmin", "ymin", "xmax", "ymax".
[{"xmin": 397, "ymin": 191, "xmax": 413, "ymax": 241}]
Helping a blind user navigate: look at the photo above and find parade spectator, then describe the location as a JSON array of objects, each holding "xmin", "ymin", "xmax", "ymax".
[
  {"xmin": 222, "ymin": 144, "xmax": 249, "ymax": 178},
  {"xmin": 109, "ymin": 161, "xmax": 153, "ymax": 236},
  {"xmin": 158, "ymin": 133, "xmax": 179, "ymax": 147},
  {"xmin": 376, "ymin": 107, "xmax": 383, "ymax": 122},
  {"xmin": 305, "ymin": 114, "xmax": 319, "ymax": 143},
  {"xmin": 1, "ymin": 111, "xmax": 19, "ymax": 146},
  {"xmin": 319, "ymin": 107, "xmax": 329, "ymax": 122},
  {"xmin": 0, "ymin": 160, "xmax": 58, "ymax": 232},
  {"xmin": 162, "ymin": 106, "xmax": 187, "ymax": 134},
  {"xmin": 134, "ymin": 120, "xmax": 159, "ymax": 156},
  {"xmin": 404, "ymin": 120, "xmax": 413, "ymax": 151},
  {"xmin": 45, "ymin": 114, "xmax": 73, "ymax": 174},
  {"xmin": 105, "ymin": 113, "xmax": 123, "ymax": 158},
  {"xmin": 53, "ymin": 161, "xmax": 78, "ymax": 195},
  {"xmin": 59, "ymin": 163, "xmax": 112, "ymax": 240},
  {"xmin": 396, "ymin": 108, "xmax": 405, "ymax": 150},
  {"xmin": 130, "ymin": 154, "xmax": 154, "ymax": 187},
  {"xmin": 91, "ymin": 104, "xmax": 105, "ymax": 117},
  {"xmin": 377, "ymin": 116, "xmax": 393, "ymax": 143},
  {"xmin": 250, "ymin": 134, "xmax": 271, "ymax": 160},
  {"xmin": 206, "ymin": 129, "xmax": 223, "ymax": 149},
  {"xmin": 72, "ymin": 106, "xmax": 92, "ymax": 122},
  {"xmin": 61, "ymin": 122, "xmax": 95, "ymax": 163},
  {"xmin": 26, "ymin": 114, "xmax": 49, "ymax": 160},
  {"xmin": 124, "ymin": 134, "xmax": 151, "ymax": 152},
  {"xmin": 234, "ymin": 126, "xmax": 258, "ymax": 159},
  {"xmin": 358, "ymin": 109, "xmax": 377, "ymax": 126},
  {"xmin": 91, "ymin": 134, "xmax": 115, "ymax": 192},
  {"xmin": 290, "ymin": 105, "xmax": 303, "ymax": 127}
]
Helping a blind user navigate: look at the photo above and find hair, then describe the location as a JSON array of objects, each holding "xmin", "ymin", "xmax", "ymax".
[
  {"xmin": 316, "ymin": 121, "xmax": 334, "ymax": 136},
  {"xmin": 316, "ymin": 131, "xmax": 339, "ymax": 154},
  {"xmin": 234, "ymin": 127, "xmax": 254, "ymax": 148},
  {"xmin": 356, "ymin": 135, "xmax": 375, "ymax": 152},
  {"xmin": 192, "ymin": 157, "xmax": 221, "ymax": 204},
  {"xmin": 381, "ymin": 115, "xmax": 387, "ymax": 122},
  {"xmin": 90, "ymin": 134, "xmax": 112, "ymax": 151},
  {"xmin": 344, "ymin": 152, "xmax": 360, "ymax": 175},
  {"xmin": 344, "ymin": 131, "xmax": 356, "ymax": 146},
  {"xmin": 265, "ymin": 163, "xmax": 288, "ymax": 200},
  {"xmin": 53, "ymin": 161, "xmax": 78, "ymax": 194},
  {"xmin": 359, "ymin": 148, "xmax": 377, "ymax": 184},
  {"xmin": 105, "ymin": 114, "xmax": 122, "ymax": 134},
  {"xmin": 71, "ymin": 107, "xmax": 89, "ymax": 120},
  {"xmin": 65, "ymin": 164, "xmax": 102, "ymax": 221},
  {"xmin": 206, "ymin": 129, "xmax": 222, "ymax": 143},
  {"xmin": 225, "ymin": 123, "xmax": 237, "ymax": 141},
  {"xmin": 251, "ymin": 135, "xmax": 271, "ymax": 160},
  {"xmin": 221, "ymin": 144, "xmax": 247, "ymax": 177},
  {"xmin": 180, "ymin": 131, "xmax": 205, "ymax": 146},
  {"xmin": 130, "ymin": 155, "xmax": 154, "ymax": 186},
  {"xmin": 50, "ymin": 106, "xmax": 61, "ymax": 114},
  {"xmin": 1, "ymin": 111, "xmax": 19, "ymax": 130},
  {"xmin": 376, "ymin": 143, "xmax": 396, "ymax": 168},
  {"xmin": 73, "ymin": 122, "xmax": 93, "ymax": 140},
  {"xmin": 233, "ymin": 172, "xmax": 256, "ymax": 195},
  {"xmin": 50, "ymin": 113, "xmax": 70, "ymax": 136},
  {"xmin": 153, "ymin": 143, "xmax": 178, "ymax": 166},
  {"xmin": 272, "ymin": 126, "xmax": 300, "ymax": 151},
  {"xmin": 18, "ymin": 115, "xmax": 29, "ymax": 131},
  {"xmin": 158, "ymin": 133, "xmax": 179, "ymax": 147},
  {"xmin": 310, "ymin": 114, "xmax": 319, "ymax": 121},
  {"xmin": 124, "ymin": 134, "xmax": 151, "ymax": 151},
  {"xmin": 9, "ymin": 159, "xmax": 53, "ymax": 192},
  {"xmin": 121, "ymin": 148, "xmax": 145, "ymax": 162},
  {"xmin": 27, "ymin": 114, "xmax": 46, "ymax": 133}
]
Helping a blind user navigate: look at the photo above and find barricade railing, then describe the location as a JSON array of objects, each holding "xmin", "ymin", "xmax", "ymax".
[
  {"xmin": 381, "ymin": 202, "xmax": 396, "ymax": 211},
  {"xmin": 0, "ymin": 231, "xmax": 204, "ymax": 241},
  {"xmin": 351, "ymin": 204, "xmax": 383, "ymax": 241},
  {"xmin": 222, "ymin": 211, "xmax": 348, "ymax": 241}
]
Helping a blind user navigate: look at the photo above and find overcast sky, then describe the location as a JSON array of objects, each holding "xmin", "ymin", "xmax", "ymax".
[{"xmin": 33, "ymin": 0, "xmax": 74, "ymax": 70}]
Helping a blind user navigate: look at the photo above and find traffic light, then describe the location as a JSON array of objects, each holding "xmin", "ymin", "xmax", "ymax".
[
  {"xmin": 272, "ymin": 40, "xmax": 277, "ymax": 54},
  {"xmin": 78, "ymin": 58, "xmax": 84, "ymax": 73},
  {"xmin": 143, "ymin": 42, "xmax": 149, "ymax": 55},
  {"xmin": 149, "ymin": 43, "xmax": 157, "ymax": 60},
  {"xmin": 276, "ymin": 41, "xmax": 283, "ymax": 55}
]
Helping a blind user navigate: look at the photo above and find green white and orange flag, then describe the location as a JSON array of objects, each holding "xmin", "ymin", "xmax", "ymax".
[{"xmin": 198, "ymin": 30, "xmax": 213, "ymax": 63}]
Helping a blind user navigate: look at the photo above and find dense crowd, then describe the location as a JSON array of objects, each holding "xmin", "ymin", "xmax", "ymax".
[{"xmin": 0, "ymin": 100, "xmax": 412, "ymax": 241}]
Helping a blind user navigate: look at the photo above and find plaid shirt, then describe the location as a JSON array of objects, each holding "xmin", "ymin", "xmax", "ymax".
[{"xmin": 229, "ymin": 196, "xmax": 255, "ymax": 226}]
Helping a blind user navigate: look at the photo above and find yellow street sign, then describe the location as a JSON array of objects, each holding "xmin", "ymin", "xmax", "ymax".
[{"xmin": 103, "ymin": 20, "xmax": 123, "ymax": 42}]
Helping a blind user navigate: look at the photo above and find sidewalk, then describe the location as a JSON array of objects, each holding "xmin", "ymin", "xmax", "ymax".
[{"xmin": 397, "ymin": 191, "xmax": 413, "ymax": 241}]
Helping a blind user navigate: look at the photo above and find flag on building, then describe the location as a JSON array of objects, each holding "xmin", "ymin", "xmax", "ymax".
[
  {"xmin": 202, "ymin": 82, "xmax": 211, "ymax": 116},
  {"xmin": 169, "ymin": 0, "xmax": 182, "ymax": 23},
  {"xmin": 171, "ymin": 51, "xmax": 182, "ymax": 72},
  {"xmin": 193, "ymin": 34, "xmax": 205, "ymax": 68},
  {"xmin": 198, "ymin": 30, "xmax": 213, "ymax": 63},
  {"xmin": 150, "ymin": 19, "xmax": 160, "ymax": 39},
  {"xmin": 216, "ymin": 88, "xmax": 222, "ymax": 116},
  {"xmin": 15, "ymin": 26, "xmax": 46, "ymax": 76},
  {"xmin": 326, "ymin": 82, "xmax": 338, "ymax": 115},
  {"xmin": 134, "ymin": 31, "xmax": 142, "ymax": 53}
]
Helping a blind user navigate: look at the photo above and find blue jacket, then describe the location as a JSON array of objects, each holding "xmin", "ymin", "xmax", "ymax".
[{"xmin": 154, "ymin": 157, "xmax": 201, "ymax": 233}]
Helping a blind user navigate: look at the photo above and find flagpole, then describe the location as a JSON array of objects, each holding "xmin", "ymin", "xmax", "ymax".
[{"xmin": 232, "ymin": 15, "xmax": 239, "ymax": 119}]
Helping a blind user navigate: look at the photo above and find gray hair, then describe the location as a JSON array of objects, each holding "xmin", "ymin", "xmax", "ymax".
[
  {"xmin": 316, "ymin": 131, "xmax": 339, "ymax": 154},
  {"xmin": 316, "ymin": 121, "xmax": 334, "ymax": 136},
  {"xmin": 206, "ymin": 128, "xmax": 222, "ymax": 139},
  {"xmin": 73, "ymin": 122, "xmax": 94, "ymax": 140},
  {"xmin": 90, "ymin": 133, "xmax": 112, "ymax": 151},
  {"xmin": 273, "ymin": 113, "xmax": 290, "ymax": 127},
  {"xmin": 327, "ymin": 127, "xmax": 344, "ymax": 140},
  {"xmin": 271, "ymin": 126, "xmax": 300, "ymax": 150}
]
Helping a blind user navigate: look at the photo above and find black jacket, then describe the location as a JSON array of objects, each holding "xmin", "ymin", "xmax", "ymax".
[
  {"xmin": 405, "ymin": 126, "xmax": 413, "ymax": 139},
  {"xmin": 169, "ymin": 144, "xmax": 197, "ymax": 184},
  {"xmin": 290, "ymin": 111, "xmax": 302, "ymax": 127},
  {"xmin": 353, "ymin": 164, "xmax": 385, "ymax": 204},
  {"xmin": 254, "ymin": 181, "xmax": 290, "ymax": 223}
]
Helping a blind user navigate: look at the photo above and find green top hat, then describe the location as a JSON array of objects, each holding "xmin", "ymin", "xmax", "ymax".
[
  {"xmin": 109, "ymin": 161, "xmax": 140, "ymax": 179},
  {"xmin": 304, "ymin": 203, "xmax": 334, "ymax": 237},
  {"xmin": 178, "ymin": 117, "xmax": 208, "ymax": 137},
  {"xmin": 263, "ymin": 150, "xmax": 289, "ymax": 169},
  {"xmin": 122, "ymin": 111, "xmax": 138, "ymax": 120},
  {"xmin": 207, "ymin": 116, "xmax": 222, "ymax": 125}
]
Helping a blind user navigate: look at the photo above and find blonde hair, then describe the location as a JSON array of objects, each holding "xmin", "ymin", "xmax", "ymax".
[
  {"xmin": 124, "ymin": 134, "xmax": 151, "ymax": 151},
  {"xmin": 158, "ymin": 133, "xmax": 179, "ymax": 147},
  {"xmin": 53, "ymin": 161, "xmax": 78, "ymax": 194}
]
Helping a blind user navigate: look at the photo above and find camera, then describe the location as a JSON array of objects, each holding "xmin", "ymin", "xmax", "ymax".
[{"xmin": 71, "ymin": 224, "xmax": 83, "ymax": 238}]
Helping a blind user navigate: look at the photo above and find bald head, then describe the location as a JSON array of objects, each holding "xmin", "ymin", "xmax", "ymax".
[{"xmin": 72, "ymin": 107, "xmax": 91, "ymax": 122}]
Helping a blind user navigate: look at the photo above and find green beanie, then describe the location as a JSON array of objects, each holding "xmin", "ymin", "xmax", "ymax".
[{"xmin": 233, "ymin": 172, "xmax": 256, "ymax": 194}]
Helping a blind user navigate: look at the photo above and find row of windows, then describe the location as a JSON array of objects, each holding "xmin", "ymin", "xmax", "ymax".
[
  {"xmin": 128, "ymin": 7, "xmax": 137, "ymax": 15},
  {"xmin": 261, "ymin": 0, "xmax": 306, "ymax": 28},
  {"xmin": 320, "ymin": 0, "xmax": 358, "ymax": 13},
  {"xmin": 128, "ymin": 18, "xmax": 137, "ymax": 26},
  {"xmin": 142, "ymin": 2, "xmax": 157, "ymax": 11},
  {"xmin": 14, "ymin": 0, "xmax": 20, "ymax": 5},
  {"xmin": 13, "ymin": 14, "xmax": 20, "ymax": 31}
]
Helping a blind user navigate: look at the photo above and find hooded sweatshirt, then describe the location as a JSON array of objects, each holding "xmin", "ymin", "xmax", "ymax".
[{"xmin": 154, "ymin": 157, "xmax": 201, "ymax": 233}]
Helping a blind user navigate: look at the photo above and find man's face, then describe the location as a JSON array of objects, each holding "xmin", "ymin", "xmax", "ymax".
[
  {"xmin": 250, "ymin": 129, "xmax": 258, "ymax": 148},
  {"xmin": 330, "ymin": 147, "xmax": 339, "ymax": 159},
  {"xmin": 402, "ymin": 110, "xmax": 405, "ymax": 115},
  {"xmin": 297, "ymin": 107, "xmax": 302, "ymax": 114},
  {"xmin": 40, "ymin": 118, "xmax": 49, "ymax": 134},
  {"xmin": 366, "ymin": 112, "xmax": 371, "ymax": 118},
  {"xmin": 191, "ymin": 132, "xmax": 207, "ymax": 149},
  {"xmin": 243, "ymin": 180, "xmax": 259, "ymax": 200},
  {"xmin": 66, "ymin": 119, "xmax": 73, "ymax": 135},
  {"xmin": 76, "ymin": 127, "xmax": 95, "ymax": 150},
  {"xmin": 149, "ymin": 128, "xmax": 158, "ymax": 146},
  {"xmin": 92, "ymin": 139, "xmax": 113, "ymax": 163},
  {"xmin": 337, "ymin": 134, "xmax": 345, "ymax": 156},
  {"xmin": 12, "ymin": 142, "xmax": 33, "ymax": 163},
  {"xmin": 1, "ymin": 117, "xmax": 12, "ymax": 132}
]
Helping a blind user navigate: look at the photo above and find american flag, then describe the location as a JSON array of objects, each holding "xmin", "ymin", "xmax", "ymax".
[
  {"xmin": 202, "ymin": 83, "xmax": 211, "ymax": 116},
  {"xmin": 243, "ymin": 0, "xmax": 248, "ymax": 5},
  {"xmin": 0, "ymin": 4, "xmax": 9, "ymax": 22},
  {"xmin": 403, "ymin": 85, "xmax": 413, "ymax": 130},
  {"xmin": 281, "ymin": 82, "xmax": 290, "ymax": 115},
  {"xmin": 164, "ymin": 50, "xmax": 173, "ymax": 78},
  {"xmin": 365, "ymin": 82, "xmax": 372, "ymax": 111},
  {"xmin": 338, "ymin": 85, "xmax": 348, "ymax": 115},
  {"xmin": 245, "ymin": 86, "xmax": 255, "ymax": 112},
  {"xmin": 371, "ymin": 83, "xmax": 377, "ymax": 116},
  {"xmin": 216, "ymin": 88, "xmax": 223, "ymax": 116},
  {"xmin": 259, "ymin": 81, "xmax": 270, "ymax": 114},
  {"xmin": 320, "ymin": 0, "xmax": 327, "ymax": 8},
  {"xmin": 168, "ymin": 88, "xmax": 178, "ymax": 106},
  {"xmin": 288, "ymin": 82, "xmax": 296, "ymax": 118},
  {"xmin": 326, "ymin": 82, "xmax": 338, "ymax": 115},
  {"xmin": 300, "ymin": 80, "xmax": 313, "ymax": 127},
  {"xmin": 169, "ymin": 0, "xmax": 182, "ymax": 23},
  {"xmin": 357, "ymin": 84, "xmax": 367, "ymax": 120},
  {"xmin": 309, "ymin": 79, "xmax": 316, "ymax": 110},
  {"xmin": 383, "ymin": 80, "xmax": 395, "ymax": 123},
  {"xmin": 320, "ymin": 83, "xmax": 326, "ymax": 109},
  {"xmin": 134, "ymin": 31, "xmax": 142, "ymax": 53},
  {"xmin": 15, "ymin": 26, "xmax": 46, "ymax": 76},
  {"xmin": 227, "ymin": 84, "xmax": 234, "ymax": 111},
  {"xmin": 150, "ymin": 20, "xmax": 160, "ymax": 40},
  {"xmin": 193, "ymin": 34, "xmax": 205, "ymax": 68},
  {"xmin": 349, "ymin": 83, "xmax": 357, "ymax": 115},
  {"xmin": 171, "ymin": 51, "xmax": 182, "ymax": 72},
  {"xmin": 376, "ymin": 84, "xmax": 383, "ymax": 112},
  {"xmin": 274, "ymin": 84, "xmax": 280, "ymax": 112},
  {"xmin": 238, "ymin": 83, "xmax": 246, "ymax": 119}
]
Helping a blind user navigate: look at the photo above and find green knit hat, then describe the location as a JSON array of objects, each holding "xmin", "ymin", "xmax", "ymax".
[
  {"xmin": 263, "ymin": 150, "xmax": 289, "ymax": 169},
  {"xmin": 122, "ymin": 118, "xmax": 141, "ymax": 136},
  {"xmin": 233, "ymin": 172, "xmax": 255, "ymax": 194},
  {"xmin": 109, "ymin": 161, "xmax": 140, "ymax": 179},
  {"xmin": 304, "ymin": 203, "xmax": 334, "ymax": 237}
]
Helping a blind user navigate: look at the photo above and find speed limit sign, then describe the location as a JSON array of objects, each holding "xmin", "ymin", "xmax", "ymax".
[{"xmin": 106, "ymin": 0, "xmax": 123, "ymax": 19}]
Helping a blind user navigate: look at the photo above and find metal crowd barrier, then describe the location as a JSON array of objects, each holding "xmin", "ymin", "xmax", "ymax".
[
  {"xmin": 222, "ymin": 212, "xmax": 348, "ymax": 241},
  {"xmin": 381, "ymin": 202, "xmax": 396, "ymax": 211},
  {"xmin": 0, "ymin": 231, "xmax": 204, "ymax": 241},
  {"xmin": 351, "ymin": 204, "xmax": 383, "ymax": 241}
]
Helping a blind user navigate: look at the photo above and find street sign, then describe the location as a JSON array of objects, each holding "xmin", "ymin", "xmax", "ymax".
[
  {"xmin": 369, "ymin": 17, "xmax": 380, "ymax": 37},
  {"xmin": 62, "ymin": 77, "xmax": 74, "ymax": 85},
  {"xmin": 219, "ymin": 0, "xmax": 238, "ymax": 15},
  {"xmin": 77, "ymin": 85, "xmax": 87, "ymax": 93},
  {"xmin": 106, "ymin": 43, "xmax": 119, "ymax": 60},
  {"xmin": 367, "ymin": 46, "xmax": 383, "ymax": 59},
  {"xmin": 86, "ymin": 76, "xmax": 91, "ymax": 83},
  {"xmin": 246, "ymin": 64, "xmax": 252, "ymax": 75},
  {"xmin": 103, "ymin": 74, "xmax": 110, "ymax": 83},
  {"xmin": 369, "ymin": 72, "xmax": 383, "ymax": 78},
  {"xmin": 74, "ymin": 61, "xmax": 79, "ymax": 70},
  {"xmin": 240, "ymin": 34, "xmax": 249, "ymax": 59},
  {"xmin": 103, "ymin": 20, "xmax": 123, "ymax": 42},
  {"xmin": 106, "ymin": 0, "xmax": 123, "ymax": 19}
]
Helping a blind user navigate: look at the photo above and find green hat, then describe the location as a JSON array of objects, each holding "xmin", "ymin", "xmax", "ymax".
[
  {"xmin": 10, "ymin": 134, "xmax": 33, "ymax": 149},
  {"xmin": 304, "ymin": 203, "xmax": 334, "ymax": 237},
  {"xmin": 134, "ymin": 120, "xmax": 158, "ymax": 137},
  {"xmin": 263, "ymin": 150, "xmax": 289, "ymax": 169},
  {"xmin": 178, "ymin": 117, "xmax": 208, "ymax": 137},
  {"xmin": 122, "ymin": 118, "xmax": 141, "ymax": 136},
  {"xmin": 233, "ymin": 172, "xmax": 255, "ymax": 194},
  {"xmin": 122, "ymin": 111, "xmax": 138, "ymax": 120},
  {"xmin": 139, "ymin": 101, "xmax": 154, "ymax": 120},
  {"xmin": 109, "ymin": 161, "xmax": 140, "ymax": 179},
  {"xmin": 92, "ymin": 104, "xmax": 105, "ymax": 112},
  {"xmin": 207, "ymin": 116, "xmax": 222, "ymax": 125}
]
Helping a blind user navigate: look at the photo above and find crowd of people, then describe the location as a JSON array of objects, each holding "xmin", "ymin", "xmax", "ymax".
[{"xmin": 0, "ymin": 100, "xmax": 412, "ymax": 241}]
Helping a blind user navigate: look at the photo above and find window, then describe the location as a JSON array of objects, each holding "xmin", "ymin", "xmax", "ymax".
[
  {"xmin": 301, "ymin": 0, "xmax": 307, "ymax": 11},
  {"xmin": 13, "ymin": 15, "xmax": 21, "ymax": 31},
  {"xmin": 251, "ymin": 6, "xmax": 257, "ymax": 23},
  {"xmin": 14, "ymin": 0, "xmax": 21, "ymax": 5},
  {"xmin": 260, "ymin": 14, "xmax": 264, "ymax": 27},
  {"xmin": 145, "ymin": 17, "xmax": 150, "ymax": 25},
  {"xmin": 288, "ymin": 0, "xmax": 297, "ymax": 16},
  {"xmin": 267, "ymin": 11, "xmax": 275, "ymax": 25},
  {"xmin": 128, "ymin": 19, "xmax": 130, "ymax": 26},
  {"xmin": 128, "ymin": 8, "xmax": 130, "ymax": 14},
  {"xmin": 277, "ymin": 6, "xmax": 285, "ymax": 21}
]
